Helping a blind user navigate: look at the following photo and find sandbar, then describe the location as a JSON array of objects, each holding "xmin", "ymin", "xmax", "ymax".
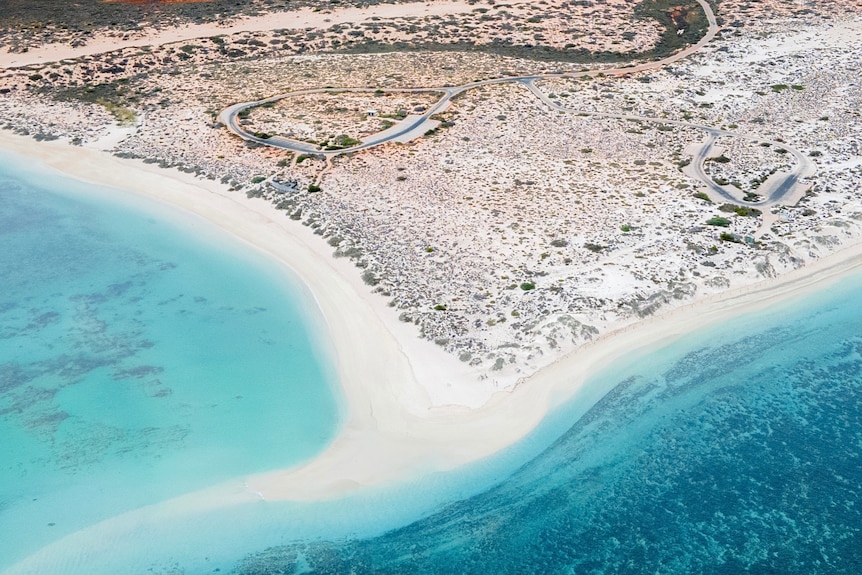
[{"xmin": 2, "ymin": 129, "xmax": 862, "ymax": 501}]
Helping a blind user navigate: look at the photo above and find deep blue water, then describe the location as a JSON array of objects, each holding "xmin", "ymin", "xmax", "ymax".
[
  {"xmin": 2, "ymin": 152, "xmax": 861, "ymax": 574},
  {"xmin": 230, "ymin": 272, "xmax": 862, "ymax": 572}
]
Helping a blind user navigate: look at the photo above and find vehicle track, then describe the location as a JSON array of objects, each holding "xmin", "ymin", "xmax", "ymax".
[{"xmin": 219, "ymin": 0, "xmax": 814, "ymax": 208}]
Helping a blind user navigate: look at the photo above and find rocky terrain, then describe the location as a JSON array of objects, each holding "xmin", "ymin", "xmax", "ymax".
[{"xmin": 1, "ymin": 0, "xmax": 860, "ymax": 387}]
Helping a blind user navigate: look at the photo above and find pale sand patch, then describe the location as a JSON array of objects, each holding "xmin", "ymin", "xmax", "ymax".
[
  {"xmin": 0, "ymin": 129, "xmax": 529, "ymax": 493},
  {"xmin": 0, "ymin": 0, "xmax": 526, "ymax": 68},
  {"xmin": 3, "ymin": 130, "xmax": 862, "ymax": 503}
]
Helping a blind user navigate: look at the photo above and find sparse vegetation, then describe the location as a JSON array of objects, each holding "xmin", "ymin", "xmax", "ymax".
[
  {"xmin": 706, "ymin": 217, "xmax": 731, "ymax": 227},
  {"xmin": 361, "ymin": 269, "xmax": 380, "ymax": 286},
  {"xmin": 2, "ymin": 0, "xmax": 851, "ymax": 389},
  {"xmin": 96, "ymin": 98, "xmax": 136, "ymax": 126},
  {"xmin": 719, "ymin": 204, "xmax": 761, "ymax": 217}
]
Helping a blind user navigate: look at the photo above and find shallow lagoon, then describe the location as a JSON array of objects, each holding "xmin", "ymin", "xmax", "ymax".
[
  {"xmin": 2, "ymin": 155, "xmax": 860, "ymax": 574},
  {"xmin": 0, "ymin": 157, "xmax": 342, "ymax": 570}
]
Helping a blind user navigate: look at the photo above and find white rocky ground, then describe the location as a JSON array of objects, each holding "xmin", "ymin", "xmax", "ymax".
[{"xmin": 1, "ymin": 5, "xmax": 860, "ymax": 388}]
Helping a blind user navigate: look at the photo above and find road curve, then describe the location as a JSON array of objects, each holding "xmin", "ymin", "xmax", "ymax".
[
  {"xmin": 219, "ymin": 0, "xmax": 814, "ymax": 207},
  {"xmin": 523, "ymin": 80, "xmax": 815, "ymax": 208},
  {"xmin": 220, "ymin": 0, "xmax": 719, "ymax": 155}
]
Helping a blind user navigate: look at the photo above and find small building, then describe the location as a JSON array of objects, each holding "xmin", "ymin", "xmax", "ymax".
[{"xmin": 366, "ymin": 109, "xmax": 378, "ymax": 117}]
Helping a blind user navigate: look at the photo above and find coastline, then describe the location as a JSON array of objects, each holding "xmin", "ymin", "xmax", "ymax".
[{"xmin": 3, "ymin": 129, "xmax": 862, "ymax": 501}]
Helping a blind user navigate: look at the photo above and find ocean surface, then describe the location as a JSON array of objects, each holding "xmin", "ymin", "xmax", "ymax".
[
  {"xmin": 229, "ymin": 263, "xmax": 862, "ymax": 574},
  {"xmin": 2, "ymin": 154, "xmax": 861, "ymax": 574},
  {"xmin": 0, "ymin": 155, "xmax": 342, "ymax": 572}
]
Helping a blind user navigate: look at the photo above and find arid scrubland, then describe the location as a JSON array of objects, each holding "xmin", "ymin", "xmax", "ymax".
[
  {"xmin": 312, "ymin": 0, "xmax": 663, "ymax": 56},
  {"xmin": 1, "ymin": 0, "xmax": 860, "ymax": 386},
  {"xmin": 0, "ymin": 0, "xmax": 669, "ymax": 62},
  {"xmin": 0, "ymin": 0, "xmax": 415, "ymax": 54},
  {"xmin": 700, "ymin": 137, "xmax": 793, "ymax": 199},
  {"xmin": 243, "ymin": 91, "xmax": 445, "ymax": 145}
]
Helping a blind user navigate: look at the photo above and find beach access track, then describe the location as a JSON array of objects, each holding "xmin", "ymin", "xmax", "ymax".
[{"xmin": 219, "ymin": 0, "xmax": 814, "ymax": 209}]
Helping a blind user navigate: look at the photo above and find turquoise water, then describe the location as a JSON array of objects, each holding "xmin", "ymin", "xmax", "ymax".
[
  {"xmin": 229, "ymin": 269, "xmax": 862, "ymax": 571},
  {"xmin": 0, "ymin": 155, "xmax": 342, "ymax": 571},
  {"xmin": 3, "ymin": 153, "xmax": 861, "ymax": 574}
]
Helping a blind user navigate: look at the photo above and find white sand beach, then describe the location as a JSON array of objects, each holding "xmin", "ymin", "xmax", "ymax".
[{"xmin": 3, "ymin": 129, "xmax": 862, "ymax": 502}]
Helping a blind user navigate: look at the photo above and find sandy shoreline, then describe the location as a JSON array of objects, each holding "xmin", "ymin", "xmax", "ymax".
[{"xmin": 3, "ymin": 129, "xmax": 862, "ymax": 501}]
